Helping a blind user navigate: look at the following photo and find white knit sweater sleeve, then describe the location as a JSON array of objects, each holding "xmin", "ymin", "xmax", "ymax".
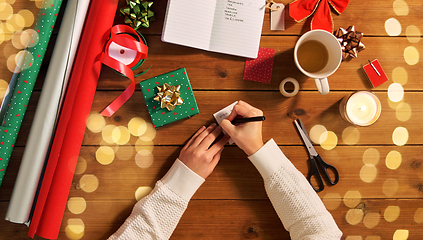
[
  {"xmin": 248, "ymin": 139, "xmax": 342, "ymax": 240},
  {"xmin": 108, "ymin": 159, "xmax": 205, "ymax": 240}
]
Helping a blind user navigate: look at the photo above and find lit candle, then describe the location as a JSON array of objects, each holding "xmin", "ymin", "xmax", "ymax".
[{"xmin": 340, "ymin": 91, "xmax": 382, "ymax": 126}]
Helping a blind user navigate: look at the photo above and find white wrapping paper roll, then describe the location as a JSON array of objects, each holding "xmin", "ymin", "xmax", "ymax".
[{"xmin": 5, "ymin": 0, "xmax": 90, "ymax": 224}]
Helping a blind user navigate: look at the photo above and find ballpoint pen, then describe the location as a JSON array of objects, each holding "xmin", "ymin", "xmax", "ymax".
[{"xmin": 231, "ymin": 116, "xmax": 266, "ymax": 124}]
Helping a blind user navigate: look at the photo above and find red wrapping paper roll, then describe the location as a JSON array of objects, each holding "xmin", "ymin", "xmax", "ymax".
[{"xmin": 28, "ymin": 0, "xmax": 119, "ymax": 239}]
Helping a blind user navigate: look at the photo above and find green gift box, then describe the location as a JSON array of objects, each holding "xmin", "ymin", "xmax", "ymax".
[{"xmin": 140, "ymin": 68, "xmax": 199, "ymax": 128}]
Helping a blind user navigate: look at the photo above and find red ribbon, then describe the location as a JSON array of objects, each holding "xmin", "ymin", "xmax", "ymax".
[
  {"xmin": 100, "ymin": 24, "xmax": 148, "ymax": 117},
  {"xmin": 289, "ymin": 0, "xmax": 349, "ymax": 32}
]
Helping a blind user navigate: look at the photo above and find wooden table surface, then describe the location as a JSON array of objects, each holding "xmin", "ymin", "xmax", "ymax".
[{"xmin": 1, "ymin": 0, "xmax": 423, "ymax": 239}]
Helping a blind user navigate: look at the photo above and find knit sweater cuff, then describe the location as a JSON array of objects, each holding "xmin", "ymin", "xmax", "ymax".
[
  {"xmin": 161, "ymin": 159, "xmax": 205, "ymax": 201},
  {"xmin": 248, "ymin": 139, "xmax": 289, "ymax": 180}
]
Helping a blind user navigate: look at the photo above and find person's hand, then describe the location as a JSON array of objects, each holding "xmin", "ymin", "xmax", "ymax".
[
  {"xmin": 178, "ymin": 124, "xmax": 230, "ymax": 179},
  {"xmin": 220, "ymin": 101, "xmax": 264, "ymax": 156}
]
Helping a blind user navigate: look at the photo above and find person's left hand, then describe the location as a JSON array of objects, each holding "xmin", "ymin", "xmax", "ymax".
[{"xmin": 178, "ymin": 124, "xmax": 230, "ymax": 179}]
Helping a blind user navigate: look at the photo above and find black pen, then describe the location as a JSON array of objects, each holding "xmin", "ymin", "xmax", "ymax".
[{"xmin": 231, "ymin": 116, "xmax": 266, "ymax": 124}]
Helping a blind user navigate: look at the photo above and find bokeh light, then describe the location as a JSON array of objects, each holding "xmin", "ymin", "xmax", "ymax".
[
  {"xmin": 363, "ymin": 212, "xmax": 380, "ymax": 229},
  {"xmin": 362, "ymin": 148, "xmax": 380, "ymax": 166},
  {"xmin": 135, "ymin": 186, "xmax": 152, "ymax": 201},
  {"xmin": 406, "ymin": 25, "xmax": 421, "ymax": 43},
  {"xmin": 414, "ymin": 208, "xmax": 423, "ymax": 224},
  {"xmin": 6, "ymin": 53, "xmax": 17, "ymax": 72},
  {"xmin": 6, "ymin": 14, "xmax": 25, "ymax": 32},
  {"xmin": 18, "ymin": 9, "xmax": 34, "ymax": 27},
  {"xmin": 365, "ymin": 237, "xmax": 381, "ymax": 240},
  {"xmin": 393, "ymin": 0, "xmax": 409, "ymax": 16},
  {"xmin": 393, "ymin": 229, "xmax": 409, "ymax": 240},
  {"xmin": 135, "ymin": 138, "xmax": 154, "ymax": 153},
  {"xmin": 382, "ymin": 178, "xmax": 399, "ymax": 197},
  {"xmin": 74, "ymin": 157, "xmax": 87, "ymax": 175},
  {"xmin": 384, "ymin": 206, "xmax": 400, "ymax": 222},
  {"xmin": 65, "ymin": 218, "xmax": 85, "ymax": 240},
  {"xmin": 309, "ymin": 124, "xmax": 328, "ymax": 144},
  {"xmin": 139, "ymin": 123, "xmax": 156, "ymax": 141},
  {"xmin": 342, "ymin": 126, "xmax": 360, "ymax": 145},
  {"xmin": 320, "ymin": 131, "xmax": 337, "ymax": 150},
  {"xmin": 135, "ymin": 150, "xmax": 154, "ymax": 169},
  {"xmin": 395, "ymin": 102, "xmax": 412, "ymax": 122},
  {"xmin": 404, "ymin": 46, "xmax": 419, "ymax": 65},
  {"xmin": 115, "ymin": 145, "xmax": 134, "ymax": 161},
  {"xmin": 112, "ymin": 126, "xmax": 131, "ymax": 145},
  {"xmin": 67, "ymin": 197, "xmax": 87, "ymax": 215},
  {"xmin": 392, "ymin": 67, "xmax": 408, "ymax": 85},
  {"xmin": 102, "ymin": 124, "xmax": 117, "ymax": 144},
  {"xmin": 392, "ymin": 127, "xmax": 408, "ymax": 146},
  {"xmin": 385, "ymin": 18, "xmax": 401, "ymax": 36},
  {"xmin": 322, "ymin": 193, "xmax": 341, "ymax": 210},
  {"xmin": 0, "ymin": 3, "xmax": 13, "ymax": 21},
  {"xmin": 346, "ymin": 209, "xmax": 364, "ymax": 225},
  {"xmin": 11, "ymin": 30, "xmax": 25, "ymax": 49},
  {"xmin": 388, "ymin": 83, "xmax": 404, "ymax": 103},
  {"xmin": 95, "ymin": 146, "xmax": 115, "ymax": 165},
  {"xmin": 128, "ymin": 117, "xmax": 147, "ymax": 136},
  {"xmin": 386, "ymin": 150, "xmax": 402, "ymax": 170},
  {"xmin": 86, "ymin": 113, "xmax": 106, "ymax": 133},
  {"xmin": 20, "ymin": 29, "xmax": 38, "ymax": 47},
  {"xmin": 0, "ymin": 79, "xmax": 9, "ymax": 98},
  {"xmin": 345, "ymin": 236, "xmax": 362, "ymax": 240},
  {"xmin": 360, "ymin": 164, "xmax": 377, "ymax": 183},
  {"xmin": 343, "ymin": 191, "xmax": 362, "ymax": 208},
  {"xmin": 79, "ymin": 174, "xmax": 99, "ymax": 193}
]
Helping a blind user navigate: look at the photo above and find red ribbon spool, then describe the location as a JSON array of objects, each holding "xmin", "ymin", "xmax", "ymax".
[{"xmin": 100, "ymin": 24, "xmax": 148, "ymax": 117}]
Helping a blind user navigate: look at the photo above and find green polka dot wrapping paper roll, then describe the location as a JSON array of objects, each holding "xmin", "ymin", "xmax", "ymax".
[
  {"xmin": 140, "ymin": 68, "xmax": 200, "ymax": 128},
  {"xmin": 0, "ymin": 0, "xmax": 63, "ymax": 186}
]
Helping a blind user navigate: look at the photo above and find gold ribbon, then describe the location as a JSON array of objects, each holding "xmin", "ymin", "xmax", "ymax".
[{"xmin": 153, "ymin": 83, "xmax": 184, "ymax": 111}]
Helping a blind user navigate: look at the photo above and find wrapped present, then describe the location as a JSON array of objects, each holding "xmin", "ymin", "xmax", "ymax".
[{"xmin": 140, "ymin": 68, "xmax": 199, "ymax": 128}]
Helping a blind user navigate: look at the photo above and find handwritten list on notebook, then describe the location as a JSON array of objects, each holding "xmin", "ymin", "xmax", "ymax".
[{"xmin": 162, "ymin": 0, "xmax": 266, "ymax": 58}]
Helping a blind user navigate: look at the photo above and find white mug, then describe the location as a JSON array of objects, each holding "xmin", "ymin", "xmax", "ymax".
[{"xmin": 294, "ymin": 30, "xmax": 342, "ymax": 95}]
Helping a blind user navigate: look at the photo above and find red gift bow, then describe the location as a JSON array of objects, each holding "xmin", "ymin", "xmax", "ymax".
[
  {"xmin": 100, "ymin": 24, "xmax": 148, "ymax": 117},
  {"xmin": 289, "ymin": 0, "xmax": 349, "ymax": 32}
]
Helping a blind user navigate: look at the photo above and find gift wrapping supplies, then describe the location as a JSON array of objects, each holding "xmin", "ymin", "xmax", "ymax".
[
  {"xmin": 28, "ymin": 0, "xmax": 119, "ymax": 239},
  {"xmin": 5, "ymin": 0, "xmax": 90, "ymax": 225},
  {"xmin": 140, "ymin": 68, "xmax": 200, "ymax": 128},
  {"xmin": 0, "ymin": 0, "xmax": 64, "ymax": 187}
]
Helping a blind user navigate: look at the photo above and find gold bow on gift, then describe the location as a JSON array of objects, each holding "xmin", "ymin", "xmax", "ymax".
[
  {"xmin": 120, "ymin": 0, "xmax": 155, "ymax": 29},
  {"xmin": 154, "ymin": 83, "xmax": 184, "ymax": 111}
]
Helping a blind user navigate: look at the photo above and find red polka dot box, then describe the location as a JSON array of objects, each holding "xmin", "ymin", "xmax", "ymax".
[{"xmin": 140, "ymin": 68, "xmax": 199, "ymax": 128}]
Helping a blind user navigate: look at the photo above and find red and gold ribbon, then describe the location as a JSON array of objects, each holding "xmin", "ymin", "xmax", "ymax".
[
  {"xmin": 289, "ymin": 0, "xmax": 349, "ymax": 32},
  {"xmin": 100, "ymin": 24, "xmax": 148, "ymax": 117}
]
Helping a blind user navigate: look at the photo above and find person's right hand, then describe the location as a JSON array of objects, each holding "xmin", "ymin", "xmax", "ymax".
[{"xmin": 220, "ymin": 101, "xmax": 264, "ymax": 156}]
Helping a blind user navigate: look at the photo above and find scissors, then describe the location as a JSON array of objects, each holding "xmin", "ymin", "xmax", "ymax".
[{"xmin": 293, "ymin": 118, "xmax": 339, "ymax": 192}]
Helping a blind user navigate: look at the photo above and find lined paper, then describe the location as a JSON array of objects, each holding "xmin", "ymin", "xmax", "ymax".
[{"xmin": 162, "ymin": 0, "xmax": 265, "ymax": 58}]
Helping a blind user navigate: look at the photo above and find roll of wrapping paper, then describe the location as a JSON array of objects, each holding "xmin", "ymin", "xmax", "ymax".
[
  {"xmin": 0, "ymin": 0, "xmax": 63, "ymax": 187},
  {"xmin": 28, "ymin": 0, "xmax": 119, "ymax": 238},
  {"xmin": 5, "ymin": 0, "xmax": 90, "ymax": 225}
]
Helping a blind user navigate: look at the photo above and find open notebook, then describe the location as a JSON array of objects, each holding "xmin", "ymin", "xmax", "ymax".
[{"xmin": 162, "ymin": 0, "xmax": 266, "ymax": 58}]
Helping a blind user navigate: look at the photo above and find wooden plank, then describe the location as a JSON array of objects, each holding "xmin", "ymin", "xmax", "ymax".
[
  {"xmin": 97, "ymin": 35, "xmax": 423, "ymax": 91},
  {"xmin": 8, "ymin": 90, "xmax": 423, "ymax": 146},
  {"xmin": 127, "ymin": 0, "xmax": 423, "ymax": 37},
  {"xmin": 2, "ymin": 145, "xmax": 422, "ymax": 201},
  {"xmin": 86, "ymin": 91, "xmax": 423, "ymax": 145},
  {"xmin": 1, "ymin": 198, "xmax": 423, "ymax": 240}
]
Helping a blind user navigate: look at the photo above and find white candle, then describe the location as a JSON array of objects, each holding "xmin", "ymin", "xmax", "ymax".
[{"xmin": 340, "ymin": 91, "xmax": 382, "ymax": 126}]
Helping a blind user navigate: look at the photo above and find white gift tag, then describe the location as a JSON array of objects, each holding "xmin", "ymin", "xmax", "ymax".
[
  {"xmin": 270, "ymin": 3, "xmax": 285, "ymax": 31},
  {"xmin": 213, "ymin": 101, "xmax": 238, "ymax": 144}
]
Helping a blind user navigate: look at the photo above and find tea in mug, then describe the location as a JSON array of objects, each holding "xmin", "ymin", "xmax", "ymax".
[{"xmin": 297, "ymin": 40, "xmax": 329, "ymax": 73}]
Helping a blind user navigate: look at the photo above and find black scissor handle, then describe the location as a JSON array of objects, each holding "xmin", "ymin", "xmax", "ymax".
[
  {"xmin": 315, "ymin": 155, "xmax": 339, "ymax": 185},
  {"xmin": 307, "ymin": 157, "xmax": 325, "ymax": 192}
]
